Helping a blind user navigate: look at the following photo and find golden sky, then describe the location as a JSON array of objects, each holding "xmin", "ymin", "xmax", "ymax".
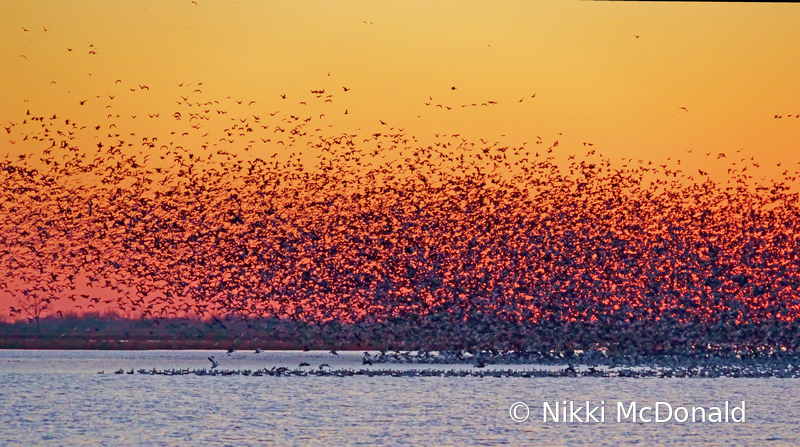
[
  {"xmin": 3, "ymin": 1, "xmax": 800, "ymax": 168},
  {"xmin": 2, "ymin": 0, "xmax": 800, "ymax": 319}
]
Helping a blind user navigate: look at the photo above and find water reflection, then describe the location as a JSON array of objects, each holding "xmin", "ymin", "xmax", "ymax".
[{"xmin": 1, "ymin": 350, "xmax": 799, "ymax": 445}]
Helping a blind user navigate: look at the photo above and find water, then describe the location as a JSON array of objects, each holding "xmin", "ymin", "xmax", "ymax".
[{"xmin": 2, "ymin": 350, "xmax": 799, "ymax": 445}]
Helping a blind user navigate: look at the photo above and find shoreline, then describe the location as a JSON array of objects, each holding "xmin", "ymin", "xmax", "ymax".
[
  {"xmin": 93, "ymin": 365, "xmax": 800, "ymax": 379},
  {"xmin": 4, "ymin": 341, "xmax": 800, "ymax": 371}
]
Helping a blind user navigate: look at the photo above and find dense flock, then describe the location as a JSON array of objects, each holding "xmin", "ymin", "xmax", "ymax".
[{"xmin": 2, "ymin": 86, "xmax": 799, "ymax": 352}]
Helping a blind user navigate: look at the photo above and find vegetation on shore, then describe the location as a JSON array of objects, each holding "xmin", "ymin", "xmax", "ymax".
[{"xmin": 3, "ymin": 311, "xmax": 799, "ymax": 355}]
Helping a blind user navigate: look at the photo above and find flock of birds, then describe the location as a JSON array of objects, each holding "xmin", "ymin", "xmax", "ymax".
[
  {"xmin": 2, "ymin": 75, "xmax": 800, "ymax": 354},
  {"xmin": 90, "ymin": 344, "xmax": 800, "ymax": 378},
  {"xmin": 94, "ymin": 365, "xmax": 800, "ymax": 379},
  {"xmin": 94, "ymin": 348, "xmax": 800, "ymax": 379}
]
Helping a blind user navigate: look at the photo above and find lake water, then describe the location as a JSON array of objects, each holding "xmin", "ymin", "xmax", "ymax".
[{"xmin": 2, "ymin": 350, "xmax": 799, "ymax": 446}]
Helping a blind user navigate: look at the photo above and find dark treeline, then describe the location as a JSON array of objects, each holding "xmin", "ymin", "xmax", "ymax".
[{"xmin": 3, "ymin": 313, "xmax": 800, "ymax": 355}]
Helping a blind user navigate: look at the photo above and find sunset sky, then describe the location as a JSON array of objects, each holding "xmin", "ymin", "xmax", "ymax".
[{"xmin": 2, "ymin": 0, "xmax": 800, "ymax": 319}]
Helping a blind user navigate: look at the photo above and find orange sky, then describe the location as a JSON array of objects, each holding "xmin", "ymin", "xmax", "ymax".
[{"xmin": 2, "ymin": 0, "xmax": 800, "ymax": 319}]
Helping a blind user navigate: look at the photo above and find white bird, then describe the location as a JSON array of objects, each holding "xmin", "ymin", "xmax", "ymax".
[{"xmin": 208, "ymin": 356, "xmax": 220, "ymax": 369}]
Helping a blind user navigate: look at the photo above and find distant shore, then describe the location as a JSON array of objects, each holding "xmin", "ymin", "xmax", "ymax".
[
  {"xmin": 0, "ymin": 335, "xmax": 303, "ymax": 351},
  {"xmin": 3, "ymin": 313, "xmax": 799, "ymax": 358}
]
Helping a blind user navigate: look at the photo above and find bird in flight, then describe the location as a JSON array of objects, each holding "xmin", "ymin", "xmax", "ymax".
[
  {"xmin": 679, "ymin": 107, "xmax": 688, "ymax": 112},
  {"xmin": 22, "ymin": 26, "xmax": 29, "ymax": 32},
  {"xmin": 342, "ymin": 86, "xmax": 350, "ymax": 92},
  {"xmin": 634, "ymin": 35, "xmax": 640, "ymax": 39}
]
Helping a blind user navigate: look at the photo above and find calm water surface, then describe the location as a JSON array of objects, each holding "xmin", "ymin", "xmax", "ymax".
[{"xmin": 2, "ymin": 350, "xmax": 799, "ymax": 446}]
